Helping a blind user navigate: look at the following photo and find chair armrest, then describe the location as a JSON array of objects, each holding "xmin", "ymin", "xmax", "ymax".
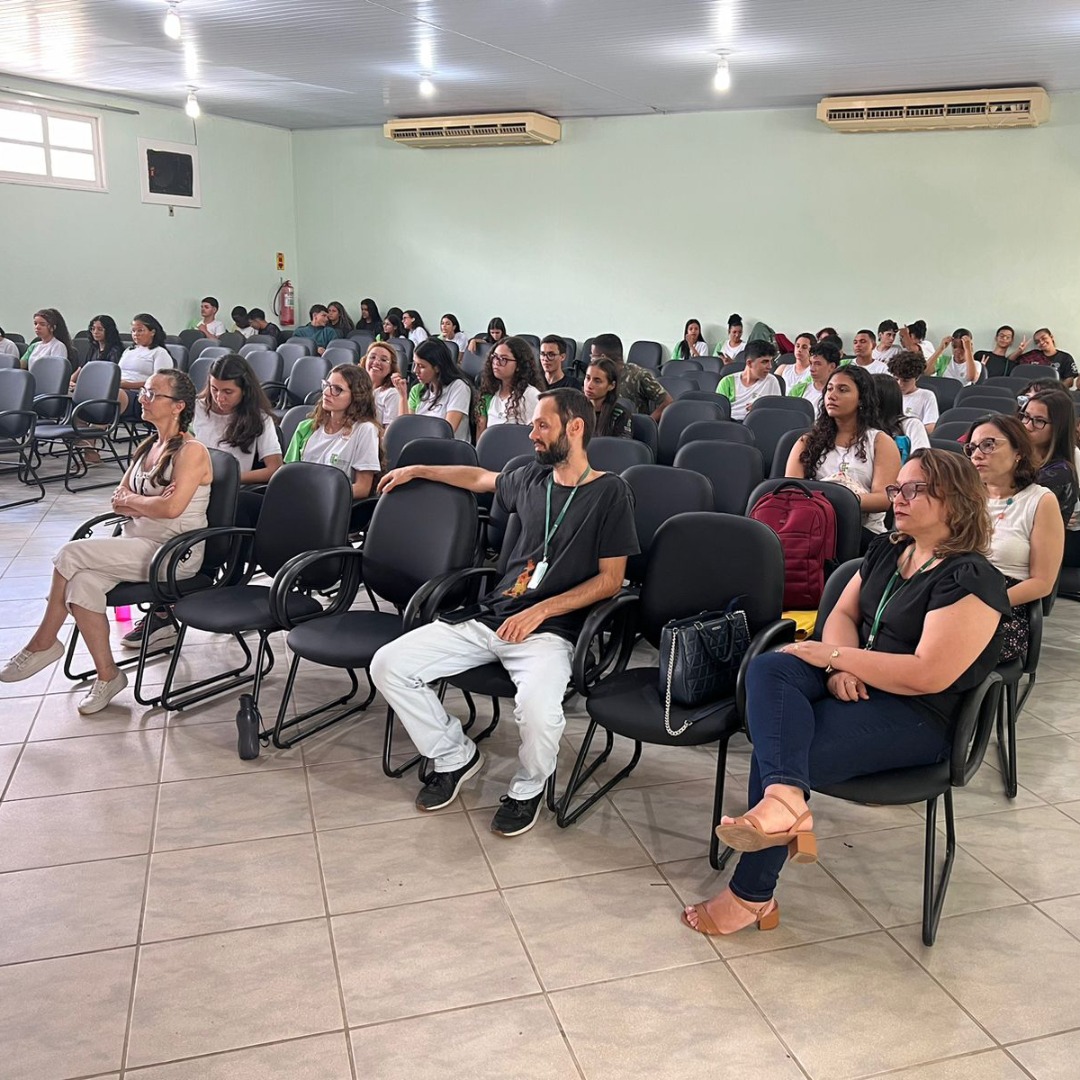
[
  {"xmin": 409, "ymin": 566, "xmax": 499, "ymax": 628},
  {"xmin": 304, "ymin": 390, "xmax": 321, "ymax": 405},
  {"xmin": 570, "ymin": 590, "xmax": 641, "ymax": 696},
  {"xmin": 70, "ymin": 512, "xmax": 128, "ymax": 542},
  {"xmin": 32, "ymin": 393, "xmax": 72, "ymax": 410},
  {"xmin": 0, "ymin": 408, "xmax": 38, "ymax": 442},
  {"xmin": 69, "ymin": 398, "xmax": 121, "ymax": 429},
  {"xmin": 735, "ymin": 618, "xmax": 798, "ymax": 722},
  {"xmin": 950, "ymin": 671, "xmax": 1003, "ymax": 787},
  {"xmin": 268, "ymin": 545, "xmax": 363, "ymax": 629},
  {"xmin": 148, "ymin": 525, "xmax": 256, "ymax": 602},
  {"xmin": 1023, "ymin": 599, "xmax": 1043, "ymax": 678}
]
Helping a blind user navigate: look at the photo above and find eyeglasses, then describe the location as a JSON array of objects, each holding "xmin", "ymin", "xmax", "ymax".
[
  {"xmin": 539, "ymin": 351, "xmax": 562, "ymax": 360},
  {"xmin": 1019, "ymin": 412, "xmax": 1050, "ymax": 430},
  {"xmin": 138, "ymin": 387, "xmax": 180, "ymax": 403},
  {"xmin": 885, "ymin": 481, "xmax": 929, "ymax": 502},
  {"xmin": 963, "ymin": 437, "xmax": 1007, "ymax": 457},
  {"xmin": 491, "ymin": 353, "xmax": 515, "ymax": 365},
  {"xmin": 320, "ymin": 380, "xmax": 347, "ymax": 397}
]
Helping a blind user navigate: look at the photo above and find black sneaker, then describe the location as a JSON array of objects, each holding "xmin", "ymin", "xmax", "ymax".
[
  {"xmin": 121, "ymin": 608, "xmax": 177, "ymax": 651},
  {"xmin": 490, "ymin": 792, "xmax": 544, "ymax": 837},
  {"xmin": 415, "ymin": 748, "xmax": 484, "ymax": 811}
]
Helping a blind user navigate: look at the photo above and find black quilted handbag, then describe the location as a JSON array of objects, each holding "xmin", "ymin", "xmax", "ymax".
[{"xmin": 658, "ymin": 601, "xmax": 750, "ymax": 736}]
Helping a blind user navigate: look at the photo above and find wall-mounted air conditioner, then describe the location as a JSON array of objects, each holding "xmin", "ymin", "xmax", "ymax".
[
  {"xmin": 384, "ymin": 112, "xmax": 561, "ymax": 148},
  {"xmin": 817, "ymin": 87, "xmax": 1050, "ymax": 132}
]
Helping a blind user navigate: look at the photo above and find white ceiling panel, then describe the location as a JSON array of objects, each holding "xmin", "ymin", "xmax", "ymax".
[{"xmin": 1, "ymin": 0, "xmax": 1080, "ymax": 129}]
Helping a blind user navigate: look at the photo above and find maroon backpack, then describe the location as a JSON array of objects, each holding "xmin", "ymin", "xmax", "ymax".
[{"xmin": 749, "ymin": 482, "xmax": 837, "ymax": 609}]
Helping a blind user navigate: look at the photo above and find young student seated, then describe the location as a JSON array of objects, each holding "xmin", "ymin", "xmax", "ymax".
[
  {"xmin": 118, "ymin": 314, "xmax": 173, "ymax": 416},
  {"xmin": 848, "ymin": 329, "xmax": 889, "ymax": 374},
  {"xmin": 247, "ymin": 308, "xmax": 281, "ymax": 344},
  {"xmin": 0, "ymin": 326, "xmax": 20, "ymax": 358},
  {"xmin": 21, "ymin": 308, "xmax": 74, "ymax": 366},
  {"xmin": 714, "ymin": 313, "xmax": 745, "ymax": 359},
  {"xmin": 774, "ymin": 333, "xmax": 813, "ymax": 392},
  {"xmin": 194, "ymin": 297, "xmax": 226, "ymax": 340},
  {"xmin": 439, "ymin": 313, "xmax": 469, "ymax": 353},
  {"xmin": 887, "ymin": 350, "xmax": 939, "ymax": 432},
  {"xmin": 405, "ymin": 338, "xmax": 473, "ymax": 440},
  {"xmin": 231, "ymin": 306, "xmax": 255, "ymax": 339},
  {"xmin": 371, "ymin": 389, "xmax": 638, "ymax": 837},
  {"xmin": 787, "ymin": 340, "xmax": 840, "ymax": 414},
  {"xmin": 716, "ymin": 339, "xmax": 781, "ymax": 420},
  {"xmin": 476, "ymin": 337, "xmax": 543, "ymax": 435},
  {"xmin": 584, "ymin": 357, "xmax": 633, "ymax": 438},
  {"xmin": 468, "ymin": 317, "xmax": 508, "ymax": 354},
  {"xmin": 591, "ymin": 334, "xmax": 672, "ymax": 421},
  {"xmin": 293, "ymin": 304, "xmax": 341, "ymax": 355},
  {"xmin": 873, "ymin": 374, "xmax": 930, "ymax": 464},
  {"xmin": 872, "ymin": 319, "xmax": 902, "ymax": 364},
  {"xmin": 327, "ymin": 301, "xmax": 354, "ymax": 338},
  {"xmin": 925, "ymin": 328, "xmax": 982, "ymax": 384},
  {"xmin": 361, "ymin": 342, "xmax": 407, "ymax": 427},
  {"xmin": 538, "ymin": 335, "xmax": 581, "ymax": 390},
  {"xmin": 403, "ymin": 310, "xmax": 430, "ymax": 346},
  {"xmin": 1014, "ymin": 328, "xmax": 1077, "ymax": 388},
  {"xmin": 673, "ymin": 318, "xmax": 709, "ymax": 360}
]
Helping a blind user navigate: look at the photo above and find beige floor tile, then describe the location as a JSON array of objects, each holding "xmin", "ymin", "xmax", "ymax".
[
  {"xmin": 0, "ymin": 947, "xmax": 134, "ymax": 1080},
  {"xmin": 0, "ymin": 783, "xmax": 157, "ymax": 871},
  {"xmin": 306, "ymin": 752, "xmax": 434, "ymax": 831},
  {"xmin": 818, "ymin": 824, "xmax": 1024, "ymax": 927},
  {"xmin": 1012, "ymin": 735, "xmax": 1080, "ymax": 802},
  {"xmin": 153, "ymin": 768, "xmax": 312, "ymax": 851},
  {"xmin": 0, "ymin": 855, "xmax": 146, "ymax": 964},
  {"xmin": 0, "ymin": 742, "xmax": 20, "ymax": 789},
  {"xmin": 470, "ymin": 796, "xmax": 650, "ymax": 887},
  {"xmin": 160, "ymin": 718, "xmax": 301, "ymax": 781},
  {"xmin": 1037, "ymin": 892, "xmax": 1080, "ymax": 943},
  {"xmin": 860, "ymin": 1050, "xmax": 1030, "ymax": 1079},
  {"xmin": 318, "ymin": 812, "xmax": 495, "ymax": 914},
  {"xmin": 551, "ymin": 964, "xmax": 803, "ymax": 1080},
  {"xmin": 6, "ymin": 727, "xmax": 163, "ymax": 798},
  {"xmin": 298, "ymin": 711, "xmax": 388, "ymax": 765},
  {"xmin": 574, "ymin": 735, "xmax": 722, "ymax": 792},
  {"xmin": 0, "ymin": 694, "xmax": 39, "ymax": 743},
  {"xmin": 0, "ymin": 573, "xmax": 52, "ymax": 601},
  {"xmin": 127, "ymin": 920, "xmax": 343, "ymax": 1068},
  {"xmin": 893, "ymin": 905, "xmax": 1080, "ymax": 1042},
  {"xmin": 807, "ymin": 791, "xmax": 923, "ymax": 837},
  {"xmin": 125, "ymin": 1033, "xmax": 353, "ymax": 1079},
  {"xmin": 662, "ymin": 856, "xmax": 878, "ymax": 956},
  {"xmin": 908, "ymin": 760, "xmax": 1046, "ymax": 819},
  {"xmin": 30, "ymin": 689, "xmax": 166, "ymax": 740},
  {"xmin": 1013, "ymin": 714, "xmax": 1072, "ymax": 739},
  {"xmin": 333, "ymin": 892, "xmax": 540, "ymax": 1025},
  {"xmin": 730, "ymin": 932, "xmax": 991, "ymax": 1079},
  {"xmin": 503, "ymin": 866, "xmax": 715, "ymax": 990},
  {"xmin": 953, "ymin": 806, "xmax": 1080, "ymax": 901},
  {"xmin": 349, "ymin": 997, "xmax": 578, "ymax": 1080},
  {"xmin": 1056, "ymin": 800, "xmax": 1080, "ymax": 824},
  {"xmin": 1009, "ymin": 1029, "xmax": 1080, "ymax": 1080},
  {"xmin": 143, "ymin": 833, "xmax": 325, "ymax": 942}
]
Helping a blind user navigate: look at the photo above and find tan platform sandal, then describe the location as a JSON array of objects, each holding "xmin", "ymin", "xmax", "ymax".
[
  {"xmin": 681, "ymin": 892, "xmax": 780, "ymax": 936},
  {"xmin": 715, "ymin": 792, "xmax": 818, "ymax": 864}
]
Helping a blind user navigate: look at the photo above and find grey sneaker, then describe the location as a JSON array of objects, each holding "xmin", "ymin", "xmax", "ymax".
[
  {"xmin": 0, "ymin": 641, "xmax": 64, "ymax": 683},
  {"xmin": 78, "ymin": 671, "xmax": 129, "ymax": 715},
  {"xmin": 121, "ymin": 608, "xmax": 177, "ymax": 651}
]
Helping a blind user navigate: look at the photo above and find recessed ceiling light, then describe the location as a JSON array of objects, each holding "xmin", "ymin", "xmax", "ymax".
[
  {"xmin": 419, "ymin": 77, "xmax": 435, "ymax": 98},
  {"xmin": 184, "ymin": 88, "xmax": 201, "ymax": 118},
  {"xmin": 713, "ymin": 54, "xmax": 732, "ymax": 93},
  {"xmin": 164, "ymin": 1, "xmax": 182, "ymax": 40}
]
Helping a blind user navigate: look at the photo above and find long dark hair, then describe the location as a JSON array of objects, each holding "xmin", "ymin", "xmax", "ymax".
[
  {"xmin": 200, "ymin": 354, "xmax": 275, "ymax": 453},
  {"xmin": 800, "ymin": 365, "xmax": 879, "ymax": 476},
  {"xmin": 486, "ymin": 316, "xmax": 507, "ymax": 341},
  {"xmin": 34, "ymin": 308, "xmax": 73, "ymax": 361},
  {"xmin": 415, "ymin": 337, "xmax": 465, "ymax": 409},
  {"xmin": 381, "ymin": 312, "xmax": 404, "ymax": 339},
  {"xmin": 674, "ymin": 318, "xmax": 703, "ymax": 361},
  {"xmin": 404, "ymin": 309, "xmax": 427, "ymax": 332},
  {"xmin": 1025, "ymin": 389, "xmax": 1079, "ymax": 486},
  {"xmin": 130, "ymin": 313, "xmax": 166, "ymax": 350},
  {"xmin": 480, "ymin": 336, "xmax": 541, "ymax": 424},
  {"xmin": 88, "ymin": 314, "xmax": 122, "ymax": 357},
  {"xmin": 586, "ymin": 357, "xmax": 622, "ymax": 437},
  {"xmin": 327, "ymin": 301, "xmax": 354, "ymax": 335},
  {"xmin": 871, "ymin": 373, "xmax": 906, "ymax": 438},
  {"xmin": 359, "ymin": 298, "xmax": 381, "ymax": 328},
  {"xmin": 131, "ymin": 369, "xmax": 198, "ymax": 484}
]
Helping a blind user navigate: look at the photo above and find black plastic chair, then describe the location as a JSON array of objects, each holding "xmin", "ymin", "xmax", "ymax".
[
  {"xmin": 178, "ymin": 329, "xmax": 203, "ymax": 350},
  {"xmin": 348, "ymin": 330, "xmax": 376, "ymax": 350},
  {"xmin": 695, "ymin": 356, "xmax": 723, "ymax": 375},
  {"xmin": 621, "ymin": 464, "xmax": 714, "ymax": 585},
  {"xmin": 476, "ymin": 423, "xmax": 535, "ymax": 473},
  {"xmin": 163, "ymin": 343, "xmax": 189, "ymax": 371},
  {"xmin": 384, "ymin": 414, "xmax": 454, "ymax": 470},
  {"xmin": 565, "ymin": 513, "xmax": 792, "ymax": 867},
  {"xmin": 917, "ymin": 376, "xmax": 963, "ymax": 413},
  {"xmin": 936, "ymin": 407, "xmax": 999, "ymax": 428},
  {"xmin": 627, "ymin": 340, "xmax": 663, "ymax": 372},
  {"xmin": 995, "ymin": 600, "xmax": 1044, "ymax": 799},
  {"xmin": 987, "ymin": 376, "xmax": 1036, "ymax": 394},
  {"xmin": 30, "ymin": 355, "xmax": 72, "ymax": 421},
  {"xmin": 189, "ymin": 338, "xmax": 225, "ymax": 363},
  {"xmin": 955, "ymin": 383, "xmax": 1015, "ymax": 407},
  {"xmin": 658, "ymin": 376, "xmax": 695, "ymax": 400},
  {"xmin": 930, "ymin": 421, "xmax": 970, "ymax": 442},
  {"xmin": 746, "ymin": 478, "xmax": 864, "ymax": 567},
  {"xmin": 684, "ymin": 371, "xmax": 721, "ymax": 393},
  {"xmin": 267, "ymin": 355, "xmax": 332, "ymax": 414},
  {"xmin": 278, "ymin": 405, "xmax": 310, "ymax": 456},
  {"xmin": 0, "ymin": 369, "xmax": 44, "ymax": 509},
  {"xmin": 159, "ymin": 462, "xmax": 353, "ymax": 715},
  {"xmin": 187, "ymin": 356, "xmax": 213, "ymax": 394},
  {"xmin": 949, "ymin": 395, "xmax": 1010, "ymax": 415},
  {"xmin": 243, "ymin": 349, "xmax": 284, "ymax": 388},
  {"xmin": 719, "ymin": 360, "xmax": 746, "ymax": 379},
  {"xmin": 576, "ymin": 337, "xmax": 595, "ymax": 376},
  {"xmin": 929, "ymin": 437, "xmax": 966, "ymax": 456},
  {"xmin": 62, "ymin": 449, "xmax": 240, "ymax": 705},
  {"xmin": 679, "ymin": 391, "xmax": 731, "ymax": 418},
  {"xmin": 769, "ymin": 428, "xmax": 808, "ymax": 479},
  {"xmin": 587, "ymin": 436, "xmax": 652, "ymax": 473},
  {"xmin": 397, "ymin": 437, "xmax": 478, "ymax": 468},
  {"xmin": 661, "ymin": 359, "xmax": 703, "ymax": 377},
  {"xmin": 750, "ymin": 395, "xmax": 816, "ymax": 424},
  {"xmin": 1012, "ymin": 363, "xmax": 1061, "ymax": 382},
  {"xmin": 460, "ymin": 350, "xmax": 484, "ymax": 383},
  {"xmin": 807, "ymin": 561, "xmax": 1004, "ymax": 946},
  {"xmin": 266, "ymin": 480, "xmax": 479, "ymax": 761},
  {"xmin": 675, "ymin": 419, "xmax": 756, "ymax": 455},
  {"xmin": 218, "ymin": 332, "xmax": 246, "ymax": 353},
  {"xmin": 743, "ymin": 410, "xmax": 810, "ymax": 474},
  {"xmin": 325, "ymin": 337, "xmax": 361, "ymax": 358},
  {"xmin": 278, "ymin": 341, "xmax": 314, "ymax": 370},
  {"xmin": 655, "ymin": 399, "xmax": 727, "ymax": 466},
  {"xmin": 630, "ymin": 414, "xmax": 659, "ymax": 460},
  {"xmin": 675, "ymin": 440, "xmax": 763, "ymax": 515}
]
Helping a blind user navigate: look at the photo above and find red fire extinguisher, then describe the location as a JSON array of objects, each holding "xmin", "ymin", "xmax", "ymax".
[{"xmin": 274, "ymin": 280, "xmax": 295, "ymax": 327}]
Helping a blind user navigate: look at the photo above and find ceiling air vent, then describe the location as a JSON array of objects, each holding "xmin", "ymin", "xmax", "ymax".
[
  {"xmin": 817, "ymin": 87, "xmax": 1050, "ymax": 132},
  {"xmin": 384, "ymin": 112, "xmax": 561, "ymax": 148}
]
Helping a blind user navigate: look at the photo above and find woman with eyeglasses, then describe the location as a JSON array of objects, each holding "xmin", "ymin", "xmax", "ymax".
[
  {"xmin": 683, "ymin": 449, "xmax": 1009, "ymax": 937},
  {"xmin": 583, "ymin": 357, "xmax": 632, "ymax": 438},
  {"xmin": 361, "ymin": 342, "xmax": 407, "ymax": 427},
  {"xmin": 284, "ymin": 364, "xmax": 383, "ymax": 498},
  {"xmin": 407, "ymin": 338, "xmax": 473, "ymax": 441},
  {"xmin": 672, "ymin": 318, "xmax": 709, "ymax": 361},
  {"xmin": 0, "ymin": 370, "xmax": 212, "ymax": 713},
  {"xmin": 964, "ymin": 415, "xmax": 1064, "ymax": 662},
  {"xmin": 476, "ymin": 336, "xmax": 543, "ymax": 437},
  {"xmin": 379, "ymin": 312, "xmax": 405, "ymax": 342},
  {"xmin": 1018, "ymin": 390, "xmax": 1079, "ymax": 526}
]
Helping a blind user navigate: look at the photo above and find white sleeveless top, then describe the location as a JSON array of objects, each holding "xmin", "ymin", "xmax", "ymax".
[
  {"xmin": 814, "ymin": 428, "xmax": 886, "ymax": 534},
  {"xmin": 987, "ymin": 483, "xmax": 1051, "ymax": 582}
]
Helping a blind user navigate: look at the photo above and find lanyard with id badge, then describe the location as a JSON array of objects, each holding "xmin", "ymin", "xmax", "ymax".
[{"xmin": 528, "ymin": 465, "xmax": 592, "ymax": 590}]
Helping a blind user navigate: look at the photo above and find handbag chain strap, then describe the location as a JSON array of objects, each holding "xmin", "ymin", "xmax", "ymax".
[{"xmin": 663, "ymin": 628, "xmax": 692, "ymax": 737}]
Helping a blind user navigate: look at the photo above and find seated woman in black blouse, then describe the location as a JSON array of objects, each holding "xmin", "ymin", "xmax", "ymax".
[{"xmin": 683, "ymin": 448, "xmax": 1010, "ymax": 937}]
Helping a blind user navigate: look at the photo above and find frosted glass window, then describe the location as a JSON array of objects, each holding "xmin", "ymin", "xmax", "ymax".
[
  {"xmin": 51, "ymin": 148, "xmax": 96, "ymax": 181},
  {"xmin": 0, "ymin": 107, "xmax": 43, "ymax": 142},
  {"xmin": 0, "ymin": 142, "xmax": 46, "ymax": 174},
  {"xmin": 48, "ymin": 115, "xmax": 94, "ymax": 150}
]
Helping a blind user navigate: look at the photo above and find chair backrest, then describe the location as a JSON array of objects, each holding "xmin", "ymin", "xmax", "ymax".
[
  {"xmin": 769, "ymin": 427, "xmax": 808, "ymax": 479},
  {"xmin": 383, "ymin": 413, "xmax": 454, "ymax": 469},
  {"xmin": 929, "ymin": 437, "xmax": 966, "ymax": 455},
  {"xmin": 628, "ymin": 340, "xmax": 663, "ymax": 372},
  {"xmin": 278, "ymin": 342, "xmax": 312, "ymax": 369},
  {"xmin": 287, "ymin": 355, "xmax": 333, "ymax": 406},
  {"xmin": 218, "ymin": 331, "xmax": 246, "ymax": 353},
  {"xmin": 0, "ymin": 369, "xmax": 35, "ymax": 439},
  {"xmin": 687, "ymin": 370, "xmax": 723, "ymax": 393},
  {"xmin": 719, "ymin": 360, "xmax": 746, "ymax": 379},
  {"xmin": 187, "ymin": 356, "xmax": 213, "ymax": 393},
  {"xmin": 278, "ymin": 405, "xmax": 311, "ymax": 455},
  {"xmin": 73, "ymin": 338, "xmax": 93, "ymax": 366},
  {"xmin": 674, "ymin": 440, "xmax": 764, "ymax": 515},
  {"xmin": 188, "ymin": 337, "xmax": 220, "ymax": 363},
  {"xmin": 638, "ymin": 514, "xmax": 785, "ymax": 647},
  {"xmin": 70, "ymin": 361, "xmax": 120, "ymax": 425},
  {"xmin": 28, "ymin": 354, "xmax": 71, "ymax": 401},
  {"xmin": 984, "ymin": 355, "xmax": 1009, "ymax": 379},
  {"xmin": 363, "ymin": 480, "xmax": 478, "ymax": 609},
  {"xmin": 178, "ymin": 328, "xmax": 202, "ymax": 349},
  {"xmin": 750, "ymin": 395, "xmax": 816, "ymax": 424},
  {"xmin": 621, "ymin": 464, "xmax": 714, "ymax": 584},
  {"xmin": 561, "ymin": 337, "xmax": 578, "ymax": 369},
  {"xmin": 658, "ymin": 376, "xmax": 695, "ymax": 400},
  {"xmin": 936, "ymin": 407, "xmax": 997, "ymax": 427},
  {"xmin": 587, "ymin": 436, "xmax": 652, "ymax": 473},
  {"xmin": 0, "ymin": 356, "xmax": 19, "ymax": 371},
  {"xmin": 629, "ymin": 413, "xmax": 659, "ymax": 459},
  {"xmin": 348, "ymin": 330, "xmax": 376, "ymax": 348},
  {"xmin": 694, "ymin": 356, "xmax": 723, "ymax": 375},
  {"xmin": 460, "ymin": 349, "xmax": 485, "ymax": 382},
  {"xmin": 517, "ymin": 334, "xmax": 541, "ymax": 352},
  {"xmin": 325, "ymin": 336, "xmax": 360, "ymax": 356},
  {"xmin": 396, "ymin": 437, "xmax": 478, "ymax": 468},
  {"xmin": 388, "ymin": 339, "xmax": 414, "ymax": 369},
  {"xmin": 476, "ymin": 424, "xmax": 535, "ymax": 472},
  {"xmin": 254, "ymin": 462, "xmax": 352, "ymax": 582},
  {"xmin": 679, "ymin": 391, "xmax": 732, "ymax": 417},
  {"xmin": 576, "ymin": 337, "xmax": 595, "ymax": 376},
  {"xmin": 677, "ymin": 419, "xmax": 756, "ymax": 453},
  {"xmin": 948, "ymin": 395, "xmax": 1009, "ymax": 415},
  {"xmin": 239, "ymin": 342, "xmax": 266, "ymax": 359},
  {"xmin": 242, "ymin": 350, "xmax": 284, "ymax": 386},
  {"xmin": 201, "ymin": 448, "xmax": 241, "ymax": 574},
  {"xmin": 164, "ymin": 342, "xmax": 189, "ymax": 371},
  {"xmin": 246, "ymin": 334, "xmax": 277, "ymax": 349},
  {"xmin": 917, "ymin": 376, "xmax": 962, "ymax": 413},
  {"xmin": 931, "ymin": 421, "xmax": 970, "ymax": 442},
  {"xmin": 986, "ymin": 376, "xmax": 1033, "ymax": 394},
  {"xmin": 1014, "ymin": 363, "xmax": 1061, "ymax": 381},
  {"xmin": 285, "ymin": 336, "xmax": 316, "ymax": 356},
  {"xmin": 743, "ymin": 410, "xmax": 810, "ymax": 472},
  {"xmin": 747, "ymin": 478, "xmax": 863, "ymax": 565},
  {"xmin": 323, "ymin": 345, "xmax": 359, "ymax": 368},
  {"xmin": 811, "ymin": 559, "xmax": 860, "ymax": 637},
  {"xmin": 661, "ymin": 358, "xmax": 702, "ymax": 376},
  {"xmin": 656, "ymin": 398, "xmax": 727, "ymax": 465},
  {"xmin": 955, "ymin": 383, "xmax": 1015, "ymax": 406},
  {"xmin": 443, "ymin": 340, "xmax": 460, "ymax": 365}
]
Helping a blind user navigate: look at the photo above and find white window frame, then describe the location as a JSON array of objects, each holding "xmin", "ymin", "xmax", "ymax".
[{"xmin": 0, "ymin": 101, "xmax": 107, "ymax": 193}]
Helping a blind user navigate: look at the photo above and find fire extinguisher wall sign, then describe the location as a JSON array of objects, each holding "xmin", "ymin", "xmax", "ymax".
[{"xmin": 275, "ymin": 280, "xmax": 295, "ymax": 327}]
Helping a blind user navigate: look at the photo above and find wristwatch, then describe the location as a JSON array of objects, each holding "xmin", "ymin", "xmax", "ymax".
[{"xmin": 824, "ymin": 648, "xmax": 841, "ymax": 674}]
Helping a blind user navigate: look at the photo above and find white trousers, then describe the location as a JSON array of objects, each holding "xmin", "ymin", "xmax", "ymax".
[{"xmin": 371, "ymin": 619, "xmax": 574, "ymax": 799}]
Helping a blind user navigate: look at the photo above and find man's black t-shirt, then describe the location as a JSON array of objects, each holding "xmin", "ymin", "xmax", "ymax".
[
  {"xmin": 857, "ymin": 534, "xmax": 1010, "ymax": 725},
  {"xmin": 1016, "ymin": 350, "xmax": 1077, "ymax": 380},
  {"xmin": 478, "ymin": 462, "xmax": 639, "ymax": 641},
  {"xmin": 544, "ymin": 373, "xmax": 583, "ymax": 391}
]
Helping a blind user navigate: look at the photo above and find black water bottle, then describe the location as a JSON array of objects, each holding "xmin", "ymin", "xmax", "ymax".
[{"xmin": 236, "ymin": 693, "xmax": 261, "ymax": 760}]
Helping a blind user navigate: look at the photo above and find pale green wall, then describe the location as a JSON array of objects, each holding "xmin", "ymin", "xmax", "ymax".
[
  {"xmin": 0, "ymin": 76, "xmax": 296, "ymax": 340},
  {"xmin": 293, "ymin": 96, "xmax": 1080, "ymax": 355}
]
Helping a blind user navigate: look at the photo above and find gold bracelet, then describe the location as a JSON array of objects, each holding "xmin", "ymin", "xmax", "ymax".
[{"xmin": 824, "ymin": 647, "xmax": 841, "ymax": 674}]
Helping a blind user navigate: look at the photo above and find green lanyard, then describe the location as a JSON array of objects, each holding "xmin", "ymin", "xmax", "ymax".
[
  {"xmin": 865, "ymin": 550, "xmax": 939, "ymax": 650},
  {"xmin": 542, "ymin": 466, "xmax": 592, "ymax": 563}
]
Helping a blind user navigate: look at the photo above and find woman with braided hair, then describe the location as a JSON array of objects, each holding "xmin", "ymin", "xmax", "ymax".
[{"xmin": 0, "ymin": 369, "xmax": 212, "ymax": 714}]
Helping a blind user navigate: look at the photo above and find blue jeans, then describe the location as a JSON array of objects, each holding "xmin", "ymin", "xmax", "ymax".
[{"xmin": 729, "ymin": 651, "xmax": 950, "ymax": 903}]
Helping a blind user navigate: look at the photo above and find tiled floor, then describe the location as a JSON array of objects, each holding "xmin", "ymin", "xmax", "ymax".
[{"xmin": 2, "ymin": 480, "xmax": 1080, "ymax": 1079}]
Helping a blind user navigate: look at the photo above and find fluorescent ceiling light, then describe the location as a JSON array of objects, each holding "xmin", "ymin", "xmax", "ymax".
[
  {"xmin": 419, "ymin": 77, "xmax": 435, "ymax": 98},
  {"xmin": 714, "ymin": 55, "xmax": 731, "ymax": 92},
  {"xmin": 184, "ymin": 88, "xmax": 201, "ymax": 118},
  {"xmin": 164, "ymin": 3, "xmax": 182, "ymax": 40}
]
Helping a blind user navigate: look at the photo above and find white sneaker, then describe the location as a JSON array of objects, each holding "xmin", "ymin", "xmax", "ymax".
[
  {"xmin": 0, "ymin": 641, "xmax": 64, "ymax": 683},
  {"xmin": 77, "ymin": 671, "xmax": 129, "ymax": 715}
]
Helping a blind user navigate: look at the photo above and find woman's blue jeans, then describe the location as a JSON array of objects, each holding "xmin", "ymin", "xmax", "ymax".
[{"xmin": 729, "ymin": 651, "xmax": 950, "ymax": 903}]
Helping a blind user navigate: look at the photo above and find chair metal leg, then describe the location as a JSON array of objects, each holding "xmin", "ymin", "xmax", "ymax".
[
  {"xmin": 996, "ymin": 680, "xmax": 1019, "ymax": 798},
  {"xmin": 159, "ymin": 627, "xmax": 265, "ymax": 711},
  {"xmin": 382, "ymin": 707, "xmax": 423, "ymax": 778},
  {"xmin": 270, "ymin": 661, "xmax": 375, "ymax": 749},
  {"xmin": 63, "ymin": 435, "xmax": 129, "ymax": 494},
  {"xmin": 709, "ymin": 739, "xmax": 736, "ymax": 871},
  {"xmin": 0, "ymin": 444, "xmax": 46, "ymax": 509},
  {"xmin": 921, "ymin": 792, "xmax": 955, "ymax": 946},
  {"xmin": 555, "ymin": 719, "xmax": 637, "ymax": 828}
]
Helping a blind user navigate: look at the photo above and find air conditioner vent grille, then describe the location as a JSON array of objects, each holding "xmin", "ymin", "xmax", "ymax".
[
  {"xmin": 384, "ymin": 112, "xmax": 561, "ymax": 147},
  {"xmin": 818, "ymin": 87, "xmax": 1049, "ymax": 132}
]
